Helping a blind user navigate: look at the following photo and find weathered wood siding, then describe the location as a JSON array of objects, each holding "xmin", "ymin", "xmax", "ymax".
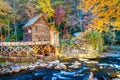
[
  {"xmin": 32, "ymin": 18, "xmax": 50, "ymax": 42},
  {"xmin": 23, "ymin": 15, "xmax": 59, "ymax": 47},
  {"xmin": 50, "ymin": 28, "xmax": 59, "ymax": 46}
]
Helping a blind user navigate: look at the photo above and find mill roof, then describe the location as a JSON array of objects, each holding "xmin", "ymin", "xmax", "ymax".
[
  {"xmin": 23, "ymin": 14, "xmax": 59, "ymax": 33},
  {"xmin": 23, "ymin": 14, "xmax": 42, "ymax": 28}
]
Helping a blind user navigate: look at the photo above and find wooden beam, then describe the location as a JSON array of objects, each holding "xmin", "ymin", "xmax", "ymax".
[{"xmin": 0, "ymin": 41, "xmax": 50, "ymax": 46}]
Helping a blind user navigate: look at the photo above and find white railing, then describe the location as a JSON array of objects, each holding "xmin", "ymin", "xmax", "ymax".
[{"xmin": 0, "ymin": 41, "xmax": 50, "ymax": 46}]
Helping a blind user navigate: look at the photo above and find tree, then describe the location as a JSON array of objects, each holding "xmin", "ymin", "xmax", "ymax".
[
  {"xmin": 0, "ymin": 0, "xmax": 12, "ymax": 27},
  {"xmin": 77, "ymin": 0, "xmax": 120, "ymax": 32},
  {"xmin": 0, "ymin": 0, "xmax": 12, "ymax": 41},
  {"xmin": 26, "ymin": 2, "xmax": 37, "ymax": 18},
  {"xmin": 7, "ymin": 0, "xmax": 30, "ymax": 41},
  {"xmin": 54, "ymin": 4, "xmax": 65, "ymax": 24},
  {"xmin": 35, "ymin": 0, "xmax": 54, "ymax": 18},
  {"xmin": 52, "ymin": 0, "xmax": 82, "ymax": 38}
]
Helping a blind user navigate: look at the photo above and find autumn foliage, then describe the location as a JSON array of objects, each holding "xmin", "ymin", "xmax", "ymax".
[
  {"xmin": 36, "ymin": 0, "xmax": 54, "ymax": 18},
  {"xmin": 54, "ymin": 4, "xmax": 65, "ymax": 24},
  {"xmin": 77, "ymin": 0, "xmax": 120, "ymax": 32}
]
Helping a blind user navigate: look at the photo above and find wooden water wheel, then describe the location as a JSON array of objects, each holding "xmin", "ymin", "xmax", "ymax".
[{"xmin": 42, "ymin": 44, "xmax": 55, "ymax": 56}]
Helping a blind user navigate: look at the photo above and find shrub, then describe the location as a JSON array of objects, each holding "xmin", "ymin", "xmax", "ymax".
[{"xmin": 87, "ymin": 31, "xmax": 104, "ymax": 52}]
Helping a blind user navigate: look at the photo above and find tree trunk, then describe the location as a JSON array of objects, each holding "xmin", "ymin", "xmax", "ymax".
[{"xmin": 0, "ymin": 27, "xmax": 2, "ymax": 42}]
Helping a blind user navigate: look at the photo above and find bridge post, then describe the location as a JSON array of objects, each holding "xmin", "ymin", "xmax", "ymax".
[
  {"xmin": 18, "ymin": 44, "xmax": 20, "ymax": 57},
  {"xmin": 9, "ymin": 45, "xmax": 12, "ymax": 57},
  {"xmin": 26, "ymin": 45, "xmax": 29, "ymax": 57}
]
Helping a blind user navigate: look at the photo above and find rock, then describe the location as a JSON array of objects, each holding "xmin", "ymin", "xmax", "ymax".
[
  {"xmin": 110, "ymin": 64, "xmax": 114, "ymax": 67},
  {"xmin": 46, "ymin": 60, "xmax": 60, "ymax": 68},
  {"xmin": 99, "ymin": 63, "xmax": 109, "ymax": 67},
  {"xmin": 1, "ymin": 68, "xmax": 12, "ymax": 74},
  {"xmin": 9, "ymin": 66, "xmax": 21, "ymax": 73},
  {"xmin": 86, "ymin": 61, "xmax": 98, "ymax": 64},
  {"xmin": 34, "ymin": 62, "xmax": 40, "ymax": 65},
  {"xmin": 51, "ymin": 60, "xmax": 60, "ymax": 65},
  {"xmin": 7, "ymin": 62, "xmax": 14, "ymax": 66},
  {"xmin": 73, "ymin": 61, "xmax": 81, "ymax": 66},
  {"xmin": 15, "ymin": 66, "xmax": 22, "ymax": 72},
  {"xmin": 1, "ymin": 69, "xmax": 6, "ymax": 74},
  {"xmin": 99, "ymin": 65, "xmax": 103, "ymax": 69},
  {"xmin": 68, "ymin": 64, "xmax": 79, "ymax": 69},
  {"xmin": 6, "ymin": 68, "xmax": 13, "ymax": 73},
  {"xmin": 71, "ymin": 49, "xmax": 79, "ymax": 53},
  {"xmin": 37, "ymin": 59, "xmax": 44, "ymax": 63},
  {"xmin": 90, "ymin": 68, "xmax": 99, "ymax": 72},
  {"xmin": 46, "ymin": 63, "xmax": 54, "ymax": 68},
  {"xmin": 117, "ymin": 75, "xmax": 120, "ymax": 78},
  {"xmin": 112, "ymin": 78, "xmax": 120, "ymax": 80},
  {"xmin": 62, "ymin": 62, "xmax": 69, "ymax": 65},
  {"xmin": 55, "ymin": 63, "xmax": 67, "ymax": 70},
  {"xmin": 19, "ymin": 65, "xmax": 28, "ymax": 70},
  {"xmin": 28, "ymin": 65, "xmax": 36, "ymax": 70},
  {"xmin": 68, "ymin": 61, "xmax": 81, "ymax": 69},
  {"xmin": 39, "ymin": 63, "xmax": 48, "ymax": 67},
  {"xmin": 79, "ymin": 58, "xmax": 89, "ymax": 62}
]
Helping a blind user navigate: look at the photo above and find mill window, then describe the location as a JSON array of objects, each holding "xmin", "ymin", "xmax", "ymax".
[
  {"xmin": 46, "ymin": 27, "xmax": 49, "ymax": 32},
  {"xmin": 35, "ymin": 26, "xmax": 38, "ymax": 30}
]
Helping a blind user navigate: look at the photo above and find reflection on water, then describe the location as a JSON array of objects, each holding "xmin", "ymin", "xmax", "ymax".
[{"xmin": 0, "ymin": 57, "xmax": 37, "ymax": 63}]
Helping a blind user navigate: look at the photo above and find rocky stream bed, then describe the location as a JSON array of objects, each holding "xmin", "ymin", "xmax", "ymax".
[
  {"xmin": 0, "ymin": 55, "xmax": 120, "ymax": 80},
  {"xmin": 0, "ymin": 45, "xmax": 120, "ymax": 80}
]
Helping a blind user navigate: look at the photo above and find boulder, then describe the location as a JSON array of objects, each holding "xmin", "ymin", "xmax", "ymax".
[
  {"xmin": 14, "ymin": 66, "xmax": 21, "ymax": 72},
  {"xmin": 55, "ymin": 63, "xmax": 67, "ymax": 70},
  {"xmin": 117, "ymin": 75, "xmax": 120, "ymax": 78},
  {"xmin": 73, "ymin": 61, "xmax": 81, "ymax": 66},
  {"xmin": 99, "ymin": 65, "xmax": 103, "ymax": 69},
  {"xmin": 51, "ymin": 60, "xmax": 60, "ymax": 65},
  {"xmin": 39, "ymin": 63, "xmax": 48, "ymax": 67},
  {"xmin": 37, "ymin": 59, "xmax": 44, "ymax": 63},
  {"xmin": 1, "ymin": 68, "xmax": 13, "ymax": 74},
  {"xmin": 68, "ymin": 64, "xmax": 79, "ymax": 69},
  {"xmin": 34, "ymin": 62, "xmax": 40, "ymax": 65},
  {"xmin": 90, "ymin": 68, "xmax": 99, "ymax": 72},
  {"xmin": 46, "ymin": 63, "xmax": 54, "ymax": 68},
  {"xmin": 46, "ymin": 60, "xmax": 60, "ymax": 68},
  {"xmin": 62, "ymin": 62, "xmax": 69, "ymax": 65},
  {"xmin": 85, "ymin": 61, "xmax": 98, "ymax": 64},
  {"xmin": 9, "ymin": 66, "xmax": 21, "ymax": 73},
  {"xmin": 28, "ymin": 64, "xmax": 36, "ymax": 70},
  {"xmin": 79, "ymin": 58, "xmax": 89, "ymax": 62},
  {"xmin": 69, "ymin": 61, "xmax": 81, "ymax": 69},
  {"xmin": 112, "ymin": 78, "xmax": 120, "ymax": 80},
  {"xmin": 19, "ymin": 65, "xmax": 28, "ymax": 70}
]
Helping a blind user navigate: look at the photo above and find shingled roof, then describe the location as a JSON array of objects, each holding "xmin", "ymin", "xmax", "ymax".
[{"xmin": 23, "ymin": 14, "xmax": 42, "ymax": 28}]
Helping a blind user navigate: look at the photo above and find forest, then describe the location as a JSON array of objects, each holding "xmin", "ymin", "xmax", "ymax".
[
  {"xmin": 0, "ymin": 0, "xmax": 120, "ymax": 80},
  {"xmin": 0, "ymin": 0, "xmax": 120, "ymax": 44}
]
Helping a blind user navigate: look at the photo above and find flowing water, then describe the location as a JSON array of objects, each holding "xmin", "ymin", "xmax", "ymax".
[{"xmin": 0, "ymin": 47, "xmax": 120, "ymax": 80}]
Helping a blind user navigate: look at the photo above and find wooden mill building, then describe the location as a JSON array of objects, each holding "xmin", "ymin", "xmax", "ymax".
[
  {"xmin": 23, "ymin": 14, "xmax": 59, "ymax": 47},
  {"xmin": 0, "ymin": 14, "xmax": 59, "ymax": 57}
]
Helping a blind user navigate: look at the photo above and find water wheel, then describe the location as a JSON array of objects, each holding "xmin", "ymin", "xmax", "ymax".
[{"xmin": 42, "ymin": 44, "xmax": 55, "ymax": 56}]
